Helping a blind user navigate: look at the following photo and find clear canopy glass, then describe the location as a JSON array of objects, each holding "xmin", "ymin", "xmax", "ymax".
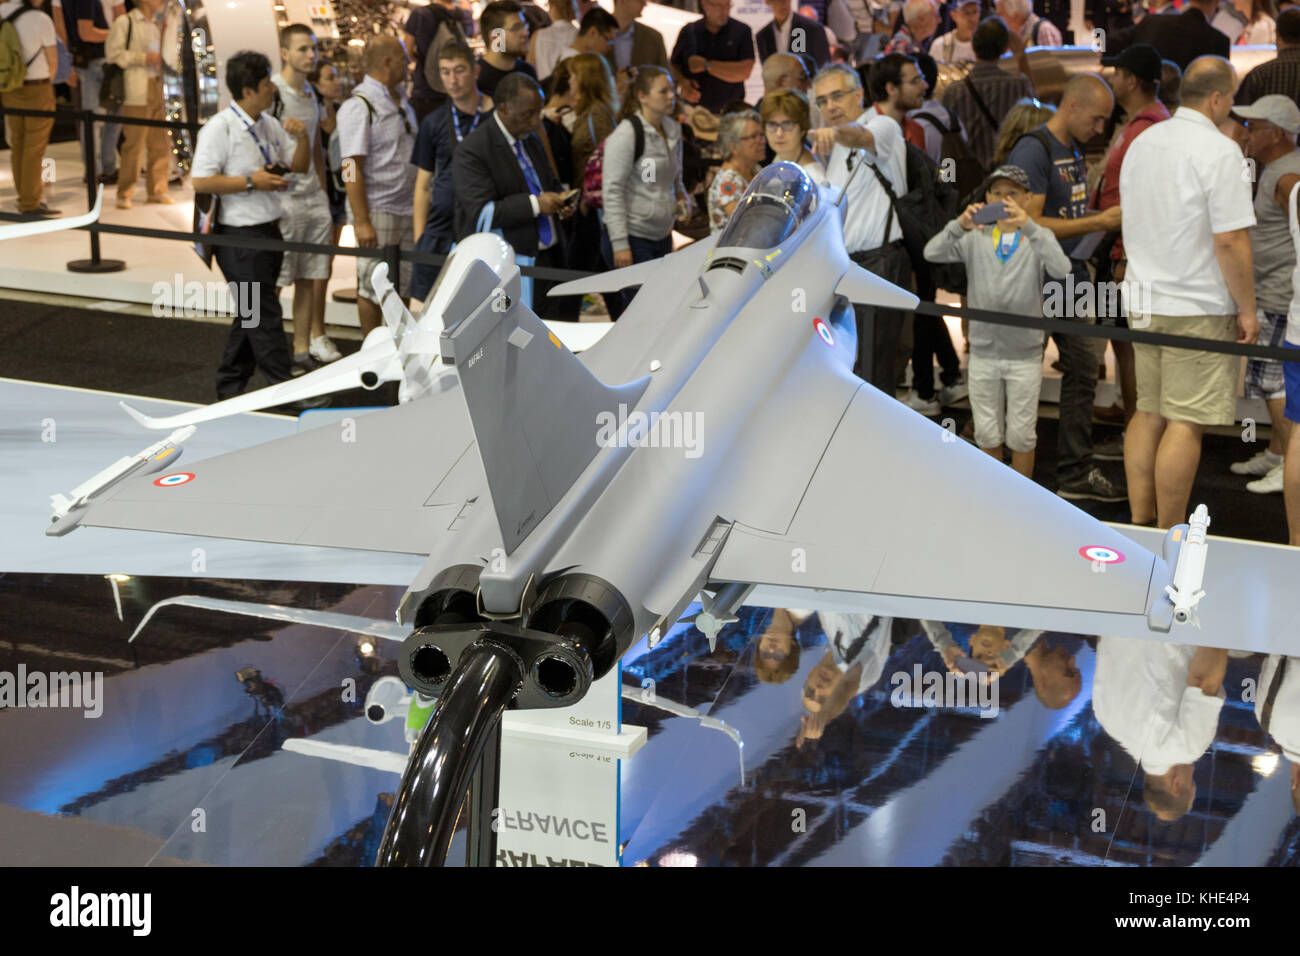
[{"xmin": 716, "ymin": 162, "xmax": 819, "ymax": 251}]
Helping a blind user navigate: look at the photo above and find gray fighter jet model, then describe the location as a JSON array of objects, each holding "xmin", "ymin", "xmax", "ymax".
[{"xmin": 48, "ymin": 163, "xmax": 1209, "ymax": 864}]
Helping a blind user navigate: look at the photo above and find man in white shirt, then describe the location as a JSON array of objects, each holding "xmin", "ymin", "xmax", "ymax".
[
  {"xmin": 930, "ymin": 0, "xmax": 979, "ymax": 63},
  {"xmin": 337, "ymin": 34, "xmax": 418, "ymax": 335},
  {"xmin": 810, "ymin": 62, "xmax": 909, "ymax": 395},
  {"xmin": 1119, "ymin": 55, "xmax": 1258, "ymax": 529},
  {"xmin": 1094, "ymin": 637, "xmax": 1228, "ymax": 822},
  {"xmin": 797, "ymin": 610, "xmax": 895, "ymax": 747},
  {"xmin": 190, "ymin": 50, "xmax": 311, "ymax": 399},
  {"xmin": 1, "ymin": 0, "xmax": 59, "ymax": 218},
  {"xmin": 271, "ymin": 23, "xmax": 338, "ymax": 373},
  {"xmin": 1254, "ymin": 655, "xmax": 1300, "ymax": 815}
]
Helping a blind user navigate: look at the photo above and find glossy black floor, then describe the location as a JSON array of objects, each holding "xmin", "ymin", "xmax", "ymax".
[{"xmin": 1, "ymin": 572, "xmax": 1295, "ymax": 866}]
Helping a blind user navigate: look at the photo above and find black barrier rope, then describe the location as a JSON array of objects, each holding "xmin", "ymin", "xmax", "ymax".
[
  {"xmin": 0, "ymin": 104, "xmax": 199, "ymax": 132},
  {"xmin": 913, "ymin": 301, "xmax": 1300, "ymax": 363},
  {"xmin": 4, "ymin": 103, "xmax": 1298, "ymax": 361}
]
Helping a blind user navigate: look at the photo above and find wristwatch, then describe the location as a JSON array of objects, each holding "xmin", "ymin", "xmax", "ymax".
[{"xmin": 244, "ymin": 175, "xmax": 255, "ymax": 193}]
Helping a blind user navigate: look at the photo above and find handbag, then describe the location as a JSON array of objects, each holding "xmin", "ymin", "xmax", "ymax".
[{"xmin": 99, "ymin": 17, "xmax": 131, "ymax": 109}]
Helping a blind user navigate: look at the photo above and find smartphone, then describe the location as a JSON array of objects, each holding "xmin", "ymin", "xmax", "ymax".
[
  {"xmin": 265, "ymin": 162, "xmax": 292, "ymax": 177},
  {"xmin": 560, "ymin": 188, "xmax": 580, "ymax": 206},
  {"xmin": 971, "ymin": 202, "xmax": 1006, "ymax": 226}
]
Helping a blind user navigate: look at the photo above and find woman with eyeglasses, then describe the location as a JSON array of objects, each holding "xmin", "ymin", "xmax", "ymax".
[
  {"xmin": 759, "ymin": 89, "xmax": 826, "ymax": 184},
  {"xmin": 708, "ymin": 109, "xmax": 765, "ymax": 233}
]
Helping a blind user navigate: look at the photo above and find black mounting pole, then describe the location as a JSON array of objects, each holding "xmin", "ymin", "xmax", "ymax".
[
  {"xmin": 466, "ymin": 718, "xmax": 503, "ymax": 868},
  {"xmin": 375, "ymin": 640, "xmax": 521, "ymax": 867},
  {"xmin": 68, "ymin": 107, "xmax": 125, "ymax": 274}
]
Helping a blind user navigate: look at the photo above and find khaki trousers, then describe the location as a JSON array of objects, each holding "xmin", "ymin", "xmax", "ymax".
[
  {"xmin": 118, "ymin": 78, "xmax": 170, "ymax": 200},
  {"xmin": 1, "ymin": 81, "xmax": 55, "ymax": 212}
]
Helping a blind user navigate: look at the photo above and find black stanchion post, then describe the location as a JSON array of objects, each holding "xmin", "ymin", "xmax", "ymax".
[
  {"xmin": 68, "ymin": 108, "xmax": 125, "ymax": 274},
  {"xmin": 385, "ymin": 243, "xmax": 401, "ymax": 299}
]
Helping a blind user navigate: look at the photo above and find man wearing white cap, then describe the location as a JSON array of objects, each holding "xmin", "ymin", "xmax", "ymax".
[
  {"xmin": 1230, "ymin": 94, "xmax": 1300, "ymax": 495},
  {"xmin": 930, "ymin": 0, "xmax": 979, "ymax": 63}
]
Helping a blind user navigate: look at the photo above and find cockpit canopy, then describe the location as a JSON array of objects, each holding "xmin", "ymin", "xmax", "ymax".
[{"xmin": 715, "ymin": 162, "xmax": 819, "ymax": 251}]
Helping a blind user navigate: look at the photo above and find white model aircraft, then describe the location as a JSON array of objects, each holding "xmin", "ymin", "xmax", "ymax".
[
  {"xmin": 119, "ymin": 234, "xmax": 611, "ymax": 430},
  {"xmin": 0, "ymin": 185, "xmax": 103, "ymax": 240}
]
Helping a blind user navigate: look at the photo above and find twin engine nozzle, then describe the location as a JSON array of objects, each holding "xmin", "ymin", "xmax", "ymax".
[{"xmin": 397, "ymin": 566, "xmax": 635, "ymax": 710}]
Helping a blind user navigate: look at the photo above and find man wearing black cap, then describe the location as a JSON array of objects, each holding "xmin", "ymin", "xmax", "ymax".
[{"xmin": 1095, "ymin": 43, "xmax": 1169, "ymax": 429}]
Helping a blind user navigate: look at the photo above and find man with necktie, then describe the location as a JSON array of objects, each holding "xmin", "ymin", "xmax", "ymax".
[{"xmin": 452, "ymin": 72, "xmax": 578, "ymax": 316}]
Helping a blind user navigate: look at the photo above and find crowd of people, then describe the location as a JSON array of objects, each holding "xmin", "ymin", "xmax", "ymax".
[{"xmin": 9, "ymin": 0, "xmax": 1300, "ymax": 537}]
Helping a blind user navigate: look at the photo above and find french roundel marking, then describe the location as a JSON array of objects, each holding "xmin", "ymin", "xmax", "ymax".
[
  {"xmin": 1079, "ymin": 545, "xmax": 1124, "ymax": 564},
  {"xmin": 154, "ymin": 472, "xmax": 195, "ymax": 487},
  {"xmin": 813, "ymin": 317, "xmax": 834, "ymax": 347}
]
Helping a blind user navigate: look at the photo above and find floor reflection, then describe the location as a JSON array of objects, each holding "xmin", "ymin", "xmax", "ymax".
[
  {"xmin": 621, "ymin": 610, "xmax": 1300, "ymax": 867},
  {"xmin": 1, "ymin": 575, "xmax": 1295, "ymax": 866}
]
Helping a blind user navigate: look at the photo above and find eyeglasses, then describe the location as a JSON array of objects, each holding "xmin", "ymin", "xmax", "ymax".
[
  {"xmin": 765, "ymin": 120, "xmax": 798, "ymax": 133},
  {"xmin": 814, "ymin": 87, "xmax": 857, "ymax": 109},
  {"xmin": 741, "ymin": 132, "xmax": 766, "ymax": 142}
]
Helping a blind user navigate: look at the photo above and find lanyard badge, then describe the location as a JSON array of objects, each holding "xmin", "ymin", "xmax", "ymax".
[{"xmin": 991, "ymin": 225, "xmax": 1021, "ymax": 264}]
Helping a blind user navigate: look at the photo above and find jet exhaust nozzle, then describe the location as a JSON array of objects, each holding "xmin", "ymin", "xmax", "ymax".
[{"xmin": 526, "ymin": 573, "xmax": 636, "ymax": 683}]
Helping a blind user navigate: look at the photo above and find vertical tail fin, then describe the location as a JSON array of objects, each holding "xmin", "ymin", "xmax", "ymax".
[{"xmin": 440, "ymin": 260, "xmax": 649, "ymax": 552}]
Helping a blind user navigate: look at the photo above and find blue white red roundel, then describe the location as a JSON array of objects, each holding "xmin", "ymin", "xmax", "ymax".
[
  {"xmin": 1078, "ymin": 545, "xmax": 1124, "ymax": 564},
  {"xmin": 813, "ymin": 317, "xmax": 834, "ymax": 347},
  {"xmin": 154, "ymin": 472, "xmax": 195, "ymax": 487}
]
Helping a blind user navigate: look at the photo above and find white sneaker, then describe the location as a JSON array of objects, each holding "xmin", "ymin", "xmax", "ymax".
[
  {"xmin": 309, "ymin": 335, "xmax": 342, "ymax": 363},
  {"xmin": 1246, "ymin": 462, "xmax": 1284, "ymax": 494},
  {"xmin": 1230, "ymin": 448, "xmax": 1282, "ymax": 476},
  {"xmin": 907, "ymin": 390, "xmax": 940, "ymax": 416},
  {"xmin": 939, "ymin": 379, "xmax": 968, "ymax": 404}
]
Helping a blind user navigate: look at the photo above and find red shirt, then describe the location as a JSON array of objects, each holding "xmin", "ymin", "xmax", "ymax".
[
  {"xmin": 1098, "ymin": 101, "xmax": 1171, "ymax": 258},
  {"xmin": 874, "ymin": 101, "xmax": 928, "ymax": 153}
]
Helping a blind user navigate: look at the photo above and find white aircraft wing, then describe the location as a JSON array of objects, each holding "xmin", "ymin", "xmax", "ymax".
[
  {"xmin": 119, "ymin": 321, "xmax": 609, "ymax": 431},
  {"xmin": 0, "ymin": 186, "xmax": 102, "ymax": 240},
  {"xmin": 119, "ymin": 334, "xmax": 405, "ymax": 430},
  {"xmin": 282, "ymin": 738, "xmax": 407, "ymax": 775},
  {"xmin": 710, "ymin": 379, "xmax": 1185, "ymax": 643},
  {"xmin": 127, "ymin": 594, "xmax": 410, "ymax": 643}
]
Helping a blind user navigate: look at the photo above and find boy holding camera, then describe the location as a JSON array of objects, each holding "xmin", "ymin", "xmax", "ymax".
[{"xmin": 923, "ymin": 165, "xmax": 1071, "ymax": 478}]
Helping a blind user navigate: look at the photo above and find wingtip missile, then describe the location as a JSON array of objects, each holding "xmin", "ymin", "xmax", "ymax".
[
  {"xmin": 47, "ymin": 426, "xmax": 198, "ymax": 535},
  {"xmin": 1163, "ymin": 504, "xmax": 1211, "ymax": 628}
]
